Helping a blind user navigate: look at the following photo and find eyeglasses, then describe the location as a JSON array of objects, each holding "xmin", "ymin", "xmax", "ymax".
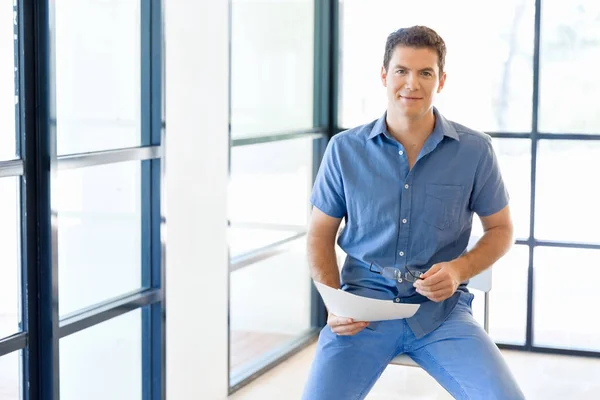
[{"xmin": 368, "ymin": 262, "xmax": 424, "ymax": 284}]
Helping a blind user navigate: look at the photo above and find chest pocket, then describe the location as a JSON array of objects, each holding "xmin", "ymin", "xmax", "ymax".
[{"xmin": 423, "ymin": 184, "xmax": 464, "ymax": 230}]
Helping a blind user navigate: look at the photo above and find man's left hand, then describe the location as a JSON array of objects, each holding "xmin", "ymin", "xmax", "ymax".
[{"xmin": 413, "ymin": 261, "xmax": 462, "ymax": 302}]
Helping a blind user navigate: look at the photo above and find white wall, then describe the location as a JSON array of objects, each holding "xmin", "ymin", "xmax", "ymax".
[{"xmin": 165, "ymin": 1, "xmax": 230, "ymax": 400}]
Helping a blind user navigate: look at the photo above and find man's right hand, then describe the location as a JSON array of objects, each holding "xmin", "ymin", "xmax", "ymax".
[{"xmin": 327, "ymin": 313, "xmax": 369, "ymax": 336}]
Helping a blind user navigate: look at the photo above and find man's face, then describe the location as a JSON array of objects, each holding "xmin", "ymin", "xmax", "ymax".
[{"xmin": 381, "ymin": 45, "xmax": 446, "ymax": 120}]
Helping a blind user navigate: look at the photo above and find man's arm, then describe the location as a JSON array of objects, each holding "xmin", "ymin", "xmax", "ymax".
[
  {"xmin": 307, "ymin": 207, "xmax": 343, "ymax": 288},
  {"xmin": 451, "ymin": 205, "xmax": 514, "ymax": 282},
  {"xmin": 308, "ymin": 207, "xmax": 369, "ymax": 335},
  {"xmin": 416, "ymin": 205, "xmax": 514, "ymax": 302}
]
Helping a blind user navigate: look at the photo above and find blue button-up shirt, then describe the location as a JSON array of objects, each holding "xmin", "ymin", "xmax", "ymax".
[{"xmin": 310, "ymin": 107, "xmax": 509, "ymax": 338}]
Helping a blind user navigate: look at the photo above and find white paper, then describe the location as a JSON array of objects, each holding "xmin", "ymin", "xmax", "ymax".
[{"xmin": 314, "ymin": 281, "xmax": 420, "ymax": 322}]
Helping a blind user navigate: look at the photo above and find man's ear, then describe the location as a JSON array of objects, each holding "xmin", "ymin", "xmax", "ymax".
[
  {"xmin": 380, "ymin": 65, "xmax": 388, "ymax": 87},
  {"xmin": 437, "ymin": 72, "xmax": 447, "ymax": 93}
]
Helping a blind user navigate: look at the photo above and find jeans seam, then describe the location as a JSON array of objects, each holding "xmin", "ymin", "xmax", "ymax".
[{"xmin": 421, "ymin": 347, "xmax": 470, "ymax": 400}]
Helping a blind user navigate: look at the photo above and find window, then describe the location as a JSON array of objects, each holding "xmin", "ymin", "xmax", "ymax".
[
  {"xmin": 55, "ymin": 0, "xmax": 142, "ymax": 154},
  {"xmin": 338, "ymin": 0, "xmax": 535, "ymax": 133},
  {"xmin": 228, "ymin": 0, "xmax": 327, "ymax": 391},
  {"xmin": 338, "ymin": 0, "xmax": 600, "ymax": 358},
  {"xmin": 0, "ymin": 0, "xmax": 17, "ymax": 161},
  {"xmin": 0, "ymin": 2, "xmax": 164, "ymax": 398},
  {"xmin": 539, "ymin": 1, "xmax": 600, "ymax": 133},
  {"xmin": 230, "ymin": 0, "xmax": 315, "ymax": 138},
  {"xmin": 534, "ymin": 247, "xmax": 600, "ymax": 351},
  {"xmin": 0, "ymin": 177, "xmax": 21, "ymax": 339}
]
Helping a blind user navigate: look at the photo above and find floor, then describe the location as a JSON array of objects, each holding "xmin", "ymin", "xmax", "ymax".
[
  {"xmin": 230, "ymin": 330, "xmax": 295, "ymax": 370},
  {"xmin": 229, "ymin": 341, "xmax": 600, "ymax": 399}
]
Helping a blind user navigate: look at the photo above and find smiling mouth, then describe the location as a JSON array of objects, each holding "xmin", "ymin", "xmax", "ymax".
[{"xmin": 400, "ymin": 95, "xmax": 422, "ymax": 100}]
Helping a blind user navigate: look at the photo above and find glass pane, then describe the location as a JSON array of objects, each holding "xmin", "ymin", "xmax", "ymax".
[
  {"xmin": 534, "ymin": 247, "xmax": 600, "ymax": 351},
  {"xmin": 539, "ymin": 1, "xmax": 600, "ymax": 133},
  {"xmin": 0, "ymin": 177, "xmax": 21, "ymax": 338},
  {"xmin": 230, "ymin": 0, "xmax": 314, "ymax": 138},
  {"xmin": 57, "ymin": 161, "xmax": 141, "ymax": 316},
  {"xmin": 229, "ymin": 227, "xmax": 302, "ymax": 259},
  {"xmin": 0, "ymin": 1, "xmax": 17, "ymax": 161},
  {"xmin": 535, "ymin": 141, "xmax": 600, "ymax": 244},
  {"xmin": 0, "ymin": 351, "xmax": 22, "ymax": 400},
  {"xmin": 55, "ymin": 1, "xmax": 141, "ymax": 155},
  {"xmin": 60, "ymin": 309, "xmax": 141, "ymax": 400},
  {"xmin": 228, "ymin": 137, "xmax": 314, "ymax": 255},
  {"xmin": 339, "ymin": 0, "xmax": 534, "ymax": 132},
  {"xmin": 471, "ymin": 138, "xmax": 531, "ymax": 240},
  {"xmin": 472, "ymin": 245, "xmax": 528, "ymax": 345},
  {"xmin": 230, "ymin": 238, "xmax": 312, "ymax": 377}
]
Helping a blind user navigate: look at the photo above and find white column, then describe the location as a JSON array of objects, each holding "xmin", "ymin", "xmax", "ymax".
[{"xmin": 165, "ymin": 1, "xmax": 229, "ymax": 399}]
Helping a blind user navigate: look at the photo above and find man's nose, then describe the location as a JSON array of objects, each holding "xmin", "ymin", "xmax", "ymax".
[{"xmin": 405, "ymin": 72, "xmax": 419, "ymax": 90}]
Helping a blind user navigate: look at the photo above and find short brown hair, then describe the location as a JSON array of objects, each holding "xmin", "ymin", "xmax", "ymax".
[{"xmin": 383, "ymin": 26, "xmax": 446, "ymax": 74}]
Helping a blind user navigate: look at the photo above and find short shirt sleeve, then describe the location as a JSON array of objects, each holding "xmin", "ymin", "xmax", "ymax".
[
  {"xmin": 469, "ymin": 136, "xmax": 510, "ymax": 216},
  {"xmin": 310, "ymin": 136, "xmax": 347, "ymax": 218}
]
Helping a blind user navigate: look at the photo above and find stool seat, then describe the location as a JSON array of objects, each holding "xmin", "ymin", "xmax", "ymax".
[{"xmin": 390, "ymin": 354, "xmax": 419, "ymax": 367}]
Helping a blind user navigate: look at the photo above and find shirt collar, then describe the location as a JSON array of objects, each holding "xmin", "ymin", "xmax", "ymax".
[{"xmin": 367, "ymin": 107, "xmax": 460, "ymax": 141}]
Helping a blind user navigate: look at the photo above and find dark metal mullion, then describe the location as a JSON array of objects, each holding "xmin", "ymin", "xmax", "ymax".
[
  {"xmin": 140, "ymin": 1, "xmax": 161, "ymax": 400},
  {"xmin": 22, "ymin": 0, "xmax": 60, "ymax": 398},
  {"xmin": 327, "ymin": 0, "xmax": 339, "ymax": 138},
  {"xmin": 519, "ymin": 238, "xmax": 600, "ymax": 250},
  {"xmin": 309, "ymin": 0, "xmax": 336, "ymax": 330},
  {"xmin": 0, "ymin": 159, "xmax": 24, "ymax": 177},
  {"xmin": 151, "ymin": 1, "xmax": 165, "ymax": 399},
  {"xmin": 17, "ymin": 0, "xmax": 37, "ymax": 398},
  {"xmin": 311, "ymin": 0, "xmax": 329, "ymax": 330},
  {"xmin": 59, "ymin": 289, "xmax": 162, "ymax": 339},
  {"xmin": 311, "ymin": 138, "xmax": 328, "ymax": 328},
  {"xmin": 141, "ymin": 1, "xmax": 164, "ymax": 399},
  {"xmin": 231, "ymin": 129, "xmax": 325, "ymax": 147},
  {"xmin": 57, "ymin": 146, "xmax": 161, "ymax": 170},
  {"xmin": 537, "ymin": 133, "xmax": 600, "ymax": 140},
  {"xmin": 526, "ymin": 0, "xmax": 542, "ymax": 352},
  {"xmin": 0, "ymin": 333, "xmax": 28, "ymax": 358},
  {"xmin": 16, "ymin": 0, "xmax": 59, "ymax": 397},
  {"xmin": 229, "ymin": 231, "xmax": 307, "ymax": 272},
  {"xmin": 534, "ymin": 240, "xmax": 600, "ymax": 250},
  {"xmin": 486, "ymin": 132, "xmax": 531, "ymax": 139}
]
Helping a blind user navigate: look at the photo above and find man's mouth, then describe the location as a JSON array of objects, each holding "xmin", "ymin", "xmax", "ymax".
[{"xmin": 400, "ymin": 95, "xmax": 422, "ymax": 100}]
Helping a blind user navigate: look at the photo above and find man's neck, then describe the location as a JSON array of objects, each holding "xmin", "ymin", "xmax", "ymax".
[{"xmin": 385, "ymin": 109, "xmax": 436, "ymax": 146}]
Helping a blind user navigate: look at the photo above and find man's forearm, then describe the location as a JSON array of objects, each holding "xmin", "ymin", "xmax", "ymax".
[
  {"xmin": 452, "ymin": 225, "xmax": 514, "ymax": 282},
  {"xmin": 307, "ymin": 234, "xmax": 341, "ymax": 289}
]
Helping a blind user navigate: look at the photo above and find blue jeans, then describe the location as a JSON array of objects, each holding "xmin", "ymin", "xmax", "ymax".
[{"xmin": 302, "ymin": 293, "xmax": 525, "ymax": 400}]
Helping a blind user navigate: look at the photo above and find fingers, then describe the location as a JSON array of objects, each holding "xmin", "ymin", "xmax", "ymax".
[
  {"xmin": 415, "ymin": 275, "xmax": 451, "ymax": 300},
  {"xmin": 415, "ymin": 279, "xmax": 446, "ymax": 293},
  {"xmin": 420, "ymin": 263, "xmax": 441, "ymax": 279},
  {"xmin": 415, "ymin": 287, "xmax": 451, "ymax": 302},
  {"xmin": 328, "ymin": 314, "xmax": 369, "ymax": 336},
  {"xmin": 419, "ymin": 269, "xmax": 446, "ymax": 286}
]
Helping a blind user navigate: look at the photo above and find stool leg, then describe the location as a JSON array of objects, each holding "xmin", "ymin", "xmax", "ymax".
[{"xmin": 484, "ymin": 291, "xmax": 490, "ymax": 333}]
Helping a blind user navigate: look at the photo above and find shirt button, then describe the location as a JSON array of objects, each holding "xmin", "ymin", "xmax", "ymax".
[
  {"xmin": 395, "ymin": 298, "xmax": 401, "ymax": 303},
  {"xmin": 402, "ymin": 218, "xmax": 407, "ymax": 224},
  {"xmin": 398, "ymin": 150, "xmax": 404, "ymax": 155},
  {"xmin": 404, "ymin": 184, "xmax": 409, "ymax": 189},
  {"xmin": 399, "ymin": 251, "xmax": 405, "ymax": 256}
]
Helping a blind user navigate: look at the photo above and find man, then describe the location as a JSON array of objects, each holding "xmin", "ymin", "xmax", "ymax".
[{"xmin": 302, "ymin": 26, "xmax": 525, "ymax": 399}]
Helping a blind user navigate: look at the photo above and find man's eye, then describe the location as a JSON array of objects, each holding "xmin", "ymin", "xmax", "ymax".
[
  {"xmin": 422, "ymin": 71, "xmax": 432, "ymax": 77},
  {"xmin": 396, "ymin": 69, "xmax": 405, "ymax": 74}
]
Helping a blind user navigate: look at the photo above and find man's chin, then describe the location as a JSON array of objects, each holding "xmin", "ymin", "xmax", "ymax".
[{"xmin": 393, "ymin": 106, "xmax": 423, "ymax": 119}]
